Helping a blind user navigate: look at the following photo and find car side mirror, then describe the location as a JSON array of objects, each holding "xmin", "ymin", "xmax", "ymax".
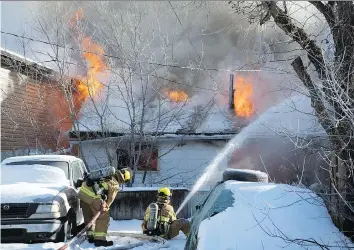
[{"xmin": 75, "ymin": 178, "xmax": 84, "ymax": 188}]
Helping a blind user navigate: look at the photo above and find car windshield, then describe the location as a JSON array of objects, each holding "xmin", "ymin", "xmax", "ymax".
[{"xmin": 5, "ymin": 161, "xmax": 69, "ymax": 179}]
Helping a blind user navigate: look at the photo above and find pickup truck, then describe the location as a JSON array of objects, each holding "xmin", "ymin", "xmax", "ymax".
[{"xmin": 1, "ymin": 155, "xmax": 87, "ymax": 243}]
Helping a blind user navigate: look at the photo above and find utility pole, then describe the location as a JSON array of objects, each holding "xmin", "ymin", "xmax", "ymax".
[{"xmin": 229, "ymin": 73, "xmax": 234, "ymax": 110}]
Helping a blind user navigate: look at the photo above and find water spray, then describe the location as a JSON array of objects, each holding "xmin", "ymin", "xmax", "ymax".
[
  {"xmin": 176, "ymin": 131, "xmax": 248, "ymax": 215},
  {"xmin": 176, "ymin": 95, "xmax": 320, "ymax": 216}
]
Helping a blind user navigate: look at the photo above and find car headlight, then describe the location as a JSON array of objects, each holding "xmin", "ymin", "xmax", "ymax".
[{"xmin": 36, "ymin": 204, "xmax": 60, "ymax": 213}]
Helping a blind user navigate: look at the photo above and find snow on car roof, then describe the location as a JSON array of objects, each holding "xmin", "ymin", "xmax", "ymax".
[
  {"xmin": 197, "ymin": 181, "xmax": 353, "ymax": 250},
  {"xmin": 1, "ymin": 155, "xmax": 80, "ymax": 164}
]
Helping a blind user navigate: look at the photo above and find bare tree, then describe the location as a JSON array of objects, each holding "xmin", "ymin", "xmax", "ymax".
[
  {"xmin": 230, "ymin": 0, "xmax": 354, "ymax": 234},
  {"xmin": 21, "ymin": 1, "xmax": 218, "ymax": 188}
]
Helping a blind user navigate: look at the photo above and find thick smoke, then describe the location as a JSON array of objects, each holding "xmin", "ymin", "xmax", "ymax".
[
  {"xmin": 3, "ymin": 2, "xmax": 329, "ymax": 184},
  {"xmin": 27, "ymin": 1, "xmax": 303, "ymax": 109}
]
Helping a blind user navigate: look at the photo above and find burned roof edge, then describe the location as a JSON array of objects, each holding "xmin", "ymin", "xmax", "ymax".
[{"xmin": 1, "ymin": 49, "xmax": 56, "ymax": 82}]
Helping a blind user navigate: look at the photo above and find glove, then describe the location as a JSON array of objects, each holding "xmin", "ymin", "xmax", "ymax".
[
  {"xmin": 100, "ymin": 201, "xmax": 109, "ymax": 212},
  {"xmin": 101, "ymin": 193, "xmax": 107, "ymax": 201}
]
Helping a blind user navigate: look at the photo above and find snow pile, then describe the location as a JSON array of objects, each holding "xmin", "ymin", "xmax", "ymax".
[
  {"xmin": 109, "ymin": 219, "xmax": 143, "ymax": 234},
  {"xmin": 1, "ymin": 164, "xmax": 69, "ymax": 185},
  {"xmin": 1, "ymin": 219, "xmax": 187, "ymax": 250},
  {"xmin": 1, "ymin": 164, "xmax": 70, "ymax": 203},
  {"xmin": 197, "ymin": 182, "xmax": 352, "ymax": 250}
]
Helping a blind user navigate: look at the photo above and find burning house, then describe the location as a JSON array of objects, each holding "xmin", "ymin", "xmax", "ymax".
[
  {"xmin": 0, "ymin": 49, "xmax": 73, "ymax": 159},
  {"xmin": 69, "ymin": 64, "xmax": 329, "ymax": 188},
  {"xmin": 1, "ymin": 6, "xmax": 329, "ymax": 188},
  {"xmin": 0, "ymin": 46, "xmax": 328, "ymax": 187},
  {"xmin": 0, "ymin": 47, "xmax": 101, "ymax": 160}
]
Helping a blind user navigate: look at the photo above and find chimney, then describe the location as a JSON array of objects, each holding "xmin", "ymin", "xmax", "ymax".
[{"xmin": 229, "ymin": 73, "xmax": 234, "ymax": 110}]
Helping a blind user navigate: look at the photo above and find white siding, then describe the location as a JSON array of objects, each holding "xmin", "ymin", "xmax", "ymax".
[
  {"xmin": 80, "ymin": 139, "xmax": 228, "ymax": 188},
  {"xmin": 80, "ymin": 142, "xmax": 114, "ymax": 170},
  {"xmin": 134, "ymin": 140, "xmax": 228, "ymax": 188}
]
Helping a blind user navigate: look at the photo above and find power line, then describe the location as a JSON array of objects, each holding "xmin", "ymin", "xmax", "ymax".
[
  {"xmin": 29, "ymin": 49, "xmax": 220, "ymax": 92},
  {"xmin": 168, "ymin": 1, "xmax": 218, "ymax": 90},
  {"xmin": 1, "ymin": 30, "xmax": 263, "ymax": 73}
]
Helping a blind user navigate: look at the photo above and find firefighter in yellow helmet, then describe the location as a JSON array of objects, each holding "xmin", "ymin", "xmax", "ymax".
[
  {"xmin": 78, "ymin": 167, "xmax": 131, "ymax": 247},
  {"xmin": 141, "ymin": 187, "xmax": 191, "ymax": 239}
]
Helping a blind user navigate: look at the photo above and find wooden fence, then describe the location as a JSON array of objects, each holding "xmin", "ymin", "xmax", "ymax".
[{"xmin": 110, "ymin": 188, "xmax": 209, "ymax": 220}]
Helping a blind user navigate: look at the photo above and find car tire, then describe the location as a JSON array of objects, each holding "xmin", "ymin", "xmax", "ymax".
[
  {"xmin": 70, "ymin": 213, "xmax": 78, "ymax": 237},
  {"xmin": 56, "ymin": 221, "xmax": 71, "ymax": 242},
  {"xmin": 222, "ymin": 168, "xmax": 268, "ymax": 183},
  {"xmin": 56, "ymin": 213, "xmax": 76, "ymax": 242}
]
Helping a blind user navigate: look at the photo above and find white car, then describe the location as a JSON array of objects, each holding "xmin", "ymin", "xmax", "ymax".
[
  {"xmin": 185, "ymin": 169, "xmax": 350, "ymax": 250},
  {"xmin": 1, "ymin": 155, "xmax": 88, "ymax": 243}
]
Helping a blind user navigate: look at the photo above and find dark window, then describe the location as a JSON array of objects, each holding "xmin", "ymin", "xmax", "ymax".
[
  {"xmin": 137, "ymin": 145, "xmax": 158, "ymax": 171},
  {"xmin": 117, "ymin": 149, "xmax": 130, "ymax": 168},
  {"xmin": 116, "ymin": 145, "xmax": 158, "ymax": 171},
  {"xmin": 5, "ymin": 161, "xmax": 70, "ymax": 179}
]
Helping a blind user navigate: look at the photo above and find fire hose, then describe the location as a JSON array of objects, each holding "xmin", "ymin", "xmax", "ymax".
[{"xmin": 57, "ymin": 201, "xmax": 105, "ymax": 250}]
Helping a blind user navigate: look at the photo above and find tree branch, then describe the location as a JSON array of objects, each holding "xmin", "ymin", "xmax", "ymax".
[
  {"xmin": 264, "ymin": 1, "xmax": 326, "ymax": 79},
  {"xmin": 291, "ymin": 57, "xmax": 336, "ymax": 144},
  {"xmin": 310, "ymin": 1, "xmax": 335, "ymax": 28}
]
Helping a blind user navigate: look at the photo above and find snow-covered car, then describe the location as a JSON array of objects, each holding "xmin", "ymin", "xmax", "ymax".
[
  {"xmin": 1, "ymin": 155, "xmax": 88, "ymax": 243},
  {"xmin": 185, "ymin": 169, "xmax": 350, "ymax": 250}
]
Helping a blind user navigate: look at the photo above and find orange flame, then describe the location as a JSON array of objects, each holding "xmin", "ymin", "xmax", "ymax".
[
  {"xmin": 69, "ymin": 9, "xmax": 107, "ymax": 102},
  {"xmin": 234, "ymin": 77, "xmax": 254, "ymax": 117},
  {"xmin": 166, "ymin": 90, "xmax": 189, "ymax": 103},
  {"xmin": 68, "ymin": 9, "xmax": 84, "ymax": 29}
]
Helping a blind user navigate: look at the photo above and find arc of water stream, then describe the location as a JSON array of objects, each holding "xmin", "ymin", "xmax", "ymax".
[{"xmin": 176, "ymin": 131, "xmax": 248, "ymax": 215}]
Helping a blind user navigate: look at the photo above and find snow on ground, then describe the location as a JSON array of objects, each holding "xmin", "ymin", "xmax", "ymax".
[
  {"xmin": 1, "ymin": 219, "xmax": 186, "ymax": 250},
  {"xmin": 197, "ymin": 181, "xmax": 353, "ymax": 250}
]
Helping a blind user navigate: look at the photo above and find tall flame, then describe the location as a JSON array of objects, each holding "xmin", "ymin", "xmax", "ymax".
[
  {"xmin": 166, "ymin": 90, "xmax": 189, "ymax": 103},
  {"xmin": 69, "ymin": 9, "xmax": 107, "ymax": 102},
  {"xmin": 68, "ymin": 8, "xmax": 84, "ymax": 29},
  {"xmin": 234, "ymin": 77, "xmax": 254, "ymax": 117}
]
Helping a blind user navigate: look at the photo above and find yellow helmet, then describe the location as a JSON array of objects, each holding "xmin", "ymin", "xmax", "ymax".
[
  {"xmin": 119, "ymin": 168, "xmax": 131, "ymax": 183},
  {"xmin": 158, "ymin": 187, "xmax": 171, "ymax": 197}
]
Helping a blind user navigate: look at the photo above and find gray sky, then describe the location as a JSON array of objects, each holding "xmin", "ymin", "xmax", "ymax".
[{"xmin": 1, "ymin": 1, "xmax": 29, "ymax": 53}]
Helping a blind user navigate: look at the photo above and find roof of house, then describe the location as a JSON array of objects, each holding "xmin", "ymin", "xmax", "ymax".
[
  {"xmin": 0, "ymin": 48, "xmax": 55, "ymax": 81},
  {"xmin": 71, "ymin": 94, "xmax": 326, "ymax": 141},
  {"xmin": 72, "ymin": 101, "xmax": 245, "ymax": 139},
  {"xmin": 72, "ymin": 81, "xmax": 248, "ymax": 138}
]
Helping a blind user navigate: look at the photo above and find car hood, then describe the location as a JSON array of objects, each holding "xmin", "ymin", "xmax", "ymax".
[{"xmin": 1, "ymin": 183, "xmax": 69, "ymax": 203}]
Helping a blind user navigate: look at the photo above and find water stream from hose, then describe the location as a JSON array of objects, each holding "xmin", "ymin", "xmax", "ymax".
[
  {"xmin": 175, "ymin": 95, "xmax": 321, "ymax": 215},
  {"xmin": 176, "ymin": 126, "xmax": 250, "ymax": 215}
]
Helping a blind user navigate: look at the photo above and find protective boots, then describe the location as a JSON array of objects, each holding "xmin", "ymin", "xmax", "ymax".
[{"xmin": 94, "ymin": 239, "xmax": 114, "ymax": 247}]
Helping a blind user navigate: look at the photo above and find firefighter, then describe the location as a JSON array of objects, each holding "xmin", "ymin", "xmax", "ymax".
[
  {"xmin": 141, "ymin": 187, "xmax": 191, "ymax": 239},
  {"xmin": 78, "ymin": 167, "xmax": 131, "ymax": 247}
]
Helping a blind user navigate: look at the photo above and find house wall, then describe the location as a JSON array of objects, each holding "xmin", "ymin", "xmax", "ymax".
[
  {"xmin": 79, "ymin": 141, "xmax": 114, "ymax": 170},
  {"xmin": 134, "ymin": 140, "xmax": 228, "ymax": 188},
  {"xmin": 0, "ymin": 67, "xmax": 72, "ymax": 160},
  {"xmin": 79, "ymin": 139, "xmax": 228, "ymax": 188},
  {"xmin": 78, "ymin": 134, "xmax": 330, "ymax": 189}
]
